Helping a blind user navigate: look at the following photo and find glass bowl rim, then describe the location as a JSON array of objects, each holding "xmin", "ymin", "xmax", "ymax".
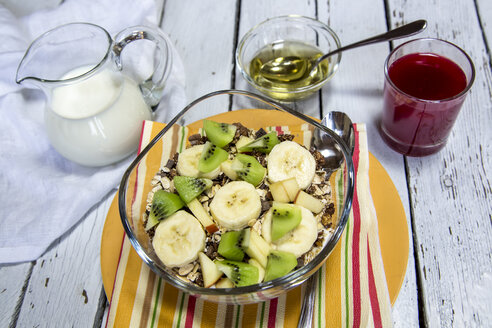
[
  {"xmin": 118, "ymin": 89, "xmax": 354, "ymax": 297},
  {"xmin": 235, "ymin": 15, "xmax": 342, "ymax": 95}
]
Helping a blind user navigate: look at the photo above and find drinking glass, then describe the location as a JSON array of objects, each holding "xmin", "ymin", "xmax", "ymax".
[{"xmin": 380, "ymin": 38, "xmax": 475, "ymax": 156}]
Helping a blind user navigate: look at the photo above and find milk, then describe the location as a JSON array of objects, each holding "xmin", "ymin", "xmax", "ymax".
[{"xmin": 45, "ymin": 67, "xmax": 152, "ymax": 166}]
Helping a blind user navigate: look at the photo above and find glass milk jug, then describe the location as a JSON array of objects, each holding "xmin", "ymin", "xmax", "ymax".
[{"xmin": 16, "ymin": 23, "xmax": 173, "ymax": 166}]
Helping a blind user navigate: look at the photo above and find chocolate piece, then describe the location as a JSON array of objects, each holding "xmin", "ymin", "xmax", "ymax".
[
  {"xmin": 165, "ymin": 159, "xmax": 175, "ymax": 169},
  {"xmin": 261, "ymin": 200, "xmax": 272, "ymax": 212},
  {"xmin": 189, "ymin": 134, "xmax": 207, "ymax": 145},
  {"xmin": 296, "ymin": 256, "xmax": 305, "ymax": 269},
  {"xmin": 189, "ymin": 133, "xmax": 202, "ymax": 141},
  {"xmin": 255, "ymin": 128, "xmax": 267, "ymax": 138}
]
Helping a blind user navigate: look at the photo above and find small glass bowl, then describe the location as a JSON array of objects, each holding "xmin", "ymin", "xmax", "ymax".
[
  {"xmin": 236, "ymin": 15, "xmax": 341, "ymax": 101},
  {"xmin": 118, "ymin": 90, "xmax": 354, "ymax": 304}
]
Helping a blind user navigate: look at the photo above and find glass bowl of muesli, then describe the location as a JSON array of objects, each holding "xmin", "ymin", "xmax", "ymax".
[{"xmin": 118, "ymin": 89, "xmax": 354, "ymax": 304}]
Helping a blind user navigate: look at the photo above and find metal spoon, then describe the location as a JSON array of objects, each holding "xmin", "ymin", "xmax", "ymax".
[
  {"xmin": 260, "ymin": 19, "xmax": 427, "ymax": 83},
  {"xmin": 297, "ymin": 111, "xmax": 355, "ymax": 328}
]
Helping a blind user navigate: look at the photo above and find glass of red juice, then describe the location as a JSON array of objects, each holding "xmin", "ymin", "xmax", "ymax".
[{"xmin": 380, "ymin": 38, "xmax": 475, "ymax": 156}]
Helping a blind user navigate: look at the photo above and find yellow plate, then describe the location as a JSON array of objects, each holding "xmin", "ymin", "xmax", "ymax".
[{"xmin": 100, "ymin": 110, "xmax": 409, "ymax": 304}]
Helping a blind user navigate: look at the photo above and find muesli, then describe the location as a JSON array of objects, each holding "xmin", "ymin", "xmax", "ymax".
[{"xmin": 143, "ymin": 121, "xmax": 335, "ymax": 288}]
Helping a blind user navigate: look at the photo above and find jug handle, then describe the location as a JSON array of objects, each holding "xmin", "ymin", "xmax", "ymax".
[{"xmin": 112, "ymin": 26, "xmax": 173, "ymax": 109}]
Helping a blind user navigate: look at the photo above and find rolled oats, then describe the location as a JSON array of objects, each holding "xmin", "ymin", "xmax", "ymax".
[
  {"xmin": 321, "ymin": 184, "xmax": 331, "ymax": 195},
  {"xmin": 178, "ymin": 263, "xmax": 194, "ymax": 276},
  {"xmin": 160, "ymin": 177, "xmax": 171, "ymax": 189}
]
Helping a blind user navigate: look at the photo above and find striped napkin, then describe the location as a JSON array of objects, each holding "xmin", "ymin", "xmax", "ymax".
[{"xmin": 105, "ymin": 120, "xmax": 392, "ymax": 327}]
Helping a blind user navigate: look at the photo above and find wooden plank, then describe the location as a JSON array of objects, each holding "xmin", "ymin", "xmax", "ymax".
[
  {"xmin": 317, "ymin": 1, "xmax": 419, "ymax": 327},
  {"xmin": 387, "ymin": 0, "xmax": 492, "ymax": 327},
  {"xmin": 477, "ymin": 0, "xmax": 492, "ymax": 55},
  {"xmin": 159, "ymin": 0, "xmax": 238, "ymax": 123},
  {"xmin": 0, "ymin": 262, "xmax": 32, "ymax": 327},
  {"xmin": 14, "ymin": 194, "xmax": 114, "ymax": 327}
]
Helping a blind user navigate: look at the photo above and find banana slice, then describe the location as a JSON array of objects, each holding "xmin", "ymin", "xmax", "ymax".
[
  {"xmin": 152, "ymin": 210, "xmax": 205, "ymax": 267},
  {"xmin": 177, "ymin": 144, "xmax": 221, "ymax": 179},
  {"xmin": 209, "ymin": 181, "xmax": 261, "ymax": 230},
  {"xmin": 267, "ymin": 141, "xmax": 316, "ymax": 189},
  {"xmin": 262, "ymin": 205, "xmax": 317, "ymax": 258}
]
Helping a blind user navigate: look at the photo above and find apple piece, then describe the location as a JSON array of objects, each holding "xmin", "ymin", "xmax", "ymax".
[
  {"xmin": 198, "ymin": 252, "xmax": 223, "ymax": 287},
  {"xmin": 281, "ymin": 177, "xmax": 300, "ymax": 202},
  {"xmin": 220, "ymin": 159, "xmax": 238, "ymax": 180},
  {"xmin": 250, "ymin": 228, "xmax": 272, "ymax": 258},
  {"xmin": 236, "ymin": 136, "xmax": 255, "ymax": 152},
  {"xmin": 294, "ymin": 190, "xmax": 325, "ymax": 214},
  {"xmin": 215, "ymin": 277, "xmax": 234, "ymax": 288},
  {"xmin": 187, "ymin": 198, "xmax": 219, "ymax": 233},
  {"xmin": 241, "ymin": 228, "xmax": 271, "ymax": 268},
  {"xmin": 269, "ymin": 181, "xmax": 290, "ymax": 203},
  {"xmin": 248, "ymin": 258, "xmax": 265, "ymax": 283}
]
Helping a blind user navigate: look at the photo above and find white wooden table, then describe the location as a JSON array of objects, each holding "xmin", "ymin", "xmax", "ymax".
[{"xmin": 1, "ymin": 0, "xmax": 491, "ymax": 327}]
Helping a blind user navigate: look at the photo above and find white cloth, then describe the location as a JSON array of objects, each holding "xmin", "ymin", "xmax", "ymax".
[{"xmin": 0, "ymin": 0, "xmax": 186, "ymax": 263}]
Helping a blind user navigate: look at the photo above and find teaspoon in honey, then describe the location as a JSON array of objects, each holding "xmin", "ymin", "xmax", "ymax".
[{"xmin": 259, "ymin": 19, "xmax": 427, "ymax": 83}]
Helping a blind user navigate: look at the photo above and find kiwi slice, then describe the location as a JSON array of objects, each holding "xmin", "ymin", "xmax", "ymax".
[
  {"xmin": 217, "ymin": 231, "xmax": 245, "ymax": 261},
  {"xmin": 173, "ymin": 176, "xmax": 213, "ymax": 204},
  {"xmin": 203, "ymin": 120, "xmax": 237, "ymax": 148},
  {"xmin": 231, "ymin": 154, "xmax": 266, "ymax": 187},
  {"xmin": 238, "ymin": 131, "xmax": 279, "ymax": 153},
  {"xmin": 270, "ymin": 202, "xmax": 302, "ymax": 241},
  {"xmin": 145, "ymin": 190, "xmax": 185, "ymax": 230},
  {"xmin": 198, "ymin": 142, "xmax": 229, "ymax": 173},
  {"xmin": 214, "ymin": 260, "xmax": 259, "ymax": 287},
  {"xmin": 264, "ymin": 250, "xmax": 297, "ymax": 281}
]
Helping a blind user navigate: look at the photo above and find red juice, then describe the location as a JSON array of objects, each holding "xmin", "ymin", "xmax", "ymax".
[{"xmin": 381, "ymin": 52, "xmax": 468, "ymax": 156}]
